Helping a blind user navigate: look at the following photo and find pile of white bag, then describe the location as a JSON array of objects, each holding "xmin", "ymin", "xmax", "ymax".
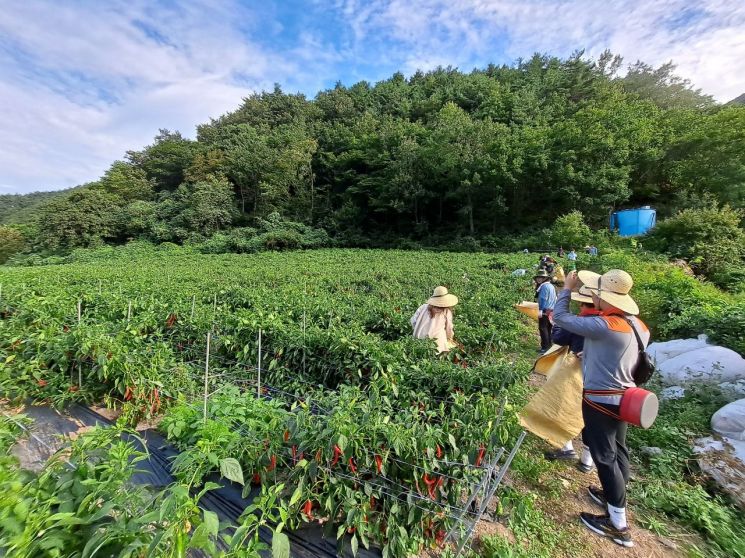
[{"xmin": 648, "ymin": 335, "xmax": 745, "ymax": 387}]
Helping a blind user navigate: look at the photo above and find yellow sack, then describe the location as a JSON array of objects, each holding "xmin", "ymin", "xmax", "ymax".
[
  {"xmin": 519, "ymin": 350, "xmax": 584, "ymax": 448},
  {"xmin": 514, "ymin": 301, "xmax": 539, "ymax": 321},
  {"xmin": 554, "ymin": 266, "xmax": 565, "ymax": 283},
  {"xmin": 532, "ymin": 345, "xmax": 568, "ymax": 376}
]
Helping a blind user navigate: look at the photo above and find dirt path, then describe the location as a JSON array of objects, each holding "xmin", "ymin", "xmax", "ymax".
[{"xmin": 483, "ymin": 370, "xmax": 700, "ymax": 558}]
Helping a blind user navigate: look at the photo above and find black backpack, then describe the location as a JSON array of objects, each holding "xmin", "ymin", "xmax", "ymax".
[{"xmin": 624, "ymin": 317, "xmax": 655, "ymax": 385}]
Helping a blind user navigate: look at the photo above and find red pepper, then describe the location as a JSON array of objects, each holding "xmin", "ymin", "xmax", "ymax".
[
  {"xmin": 370, "ymin": 496, "xmax": 376, "ymax": 509},
  {"xmin": 348, "ymin": 457, "xmax": 357, "ymax": 474},
  {"xmin": 284, "ymin": 430, "xmax": 290, "ymax": 442},
  {"xmin": 436, "ymin": 444, "xmax": 443, "ymax": 459},
  {"xmin": 423, "ymin": 473, "xmax": 437, "ymax": 499},
  {"xmin": 302, "ymin": 500, "xmax": 313, "ymax": 520},
  {"xmin": 331, "ymin": 445, "xmax": 343, "ymax": 467},
  {"xmin": 435, "ymin": 530, "xmax": 447, "ymax": 544},
  {"xmin": 298, "ymin": 451, "xmax": 304, "ymax": 462},
  {"xmin": 266, "ymin": 454, "xmax": 276, "ymax": 472},
  {"xmin": 475, "ymin": 444, "xmax": 486, "ymax": 467},
  {"xmin": 315, "ymin": 449, "xmax": 322, "ymax": 462},
  {"xmin": 347, "ymin": 526, "xmax": 356, "ymax": 534},
  {"xmin": 37, "ymin": 379, "xmax": 48, "ymax": 387},
  {"xmin": 375, "ymin": 454, "xmax": 383, "ymax": 474},
  {"xmin": 252, "ymin": 473, "xmax": 261, "ymax": 485},
  {"xmin": 124, "ymin": 386, "xmax": 133, "ymax": 401},
  {"xmin": 68, "ymin": 385, "xmax": 79, "ymax": 392}
]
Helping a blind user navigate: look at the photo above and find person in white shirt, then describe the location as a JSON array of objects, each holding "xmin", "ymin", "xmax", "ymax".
[{"xmin": 411, "ymin": 286, "xmax": 459, "ymax": 353}]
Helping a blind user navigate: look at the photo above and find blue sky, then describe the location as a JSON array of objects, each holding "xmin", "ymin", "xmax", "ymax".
[{"xmin": 1, "ymin": 0, "xmax": 744, "ymax": 194}]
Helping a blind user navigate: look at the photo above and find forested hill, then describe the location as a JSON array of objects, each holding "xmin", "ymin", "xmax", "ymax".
[
  {"xmin": 0, "ymin": 190, "xmax": 72, "ymax": 225},
  {"xmin": 2, "ymin": 52, "xmax": 744, "ymax": 254}
]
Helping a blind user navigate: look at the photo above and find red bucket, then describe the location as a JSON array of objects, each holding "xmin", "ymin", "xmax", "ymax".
[{"xmin": 620, "ymin": 387, "xmax": 658, "ymax": 429}]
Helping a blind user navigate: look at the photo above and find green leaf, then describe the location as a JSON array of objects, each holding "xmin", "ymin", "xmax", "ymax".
[
  {"xmin": 351, "ymin": 534, "xmax": 359, "ymax": 556},
  {"xmin": 272, "ymin": 531, "xmax": 290, "ymax": 558},
  {"xmin": 203, "ymin": 510, "xmax": 219, "ymax": 536},
  {"xmin": 337, "ymin": 434, "xmax": 348, "ymax": 452},
  {"xmin": 219, "ymin": 457, "xmax": 244, "ymax": 485},
  {"xmin": 448, "ymin": 433, "xmax": 458, "ymax": 451}
]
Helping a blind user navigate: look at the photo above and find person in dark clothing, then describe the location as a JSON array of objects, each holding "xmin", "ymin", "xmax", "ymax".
[{"xmin": 544, "ymin": 291, "xmax": 600, "ymax": 472}]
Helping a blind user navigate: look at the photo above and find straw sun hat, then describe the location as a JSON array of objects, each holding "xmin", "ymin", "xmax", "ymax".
[
  {"xmin": 427, "ymin": 286, "xmax": 459, "ymax": 308},
  {"xmin": 578, "ymin": 269, "xmax": 639, "ymax": 315}
]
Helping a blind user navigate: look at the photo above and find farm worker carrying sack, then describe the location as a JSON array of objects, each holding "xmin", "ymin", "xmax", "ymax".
[
  {"xmin": 521, "ymin": 291, "xmax": 598, "ymax": 472},
  {"xmin": 520, "ymin": 345, "xmax": 584, "ymax": 449},
  {"xmin": 555, "ymin": 269, "xmax": 650, "ymax": 548},
  {"xmin": 534, "ymin": 270, "xmax": 557, "ymax": 354},
  {"xmin": 411, "ymin": 286, "xmax": 458, "ymax": 353}
]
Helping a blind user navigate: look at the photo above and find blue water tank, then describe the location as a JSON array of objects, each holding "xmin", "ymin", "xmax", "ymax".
[{"xmin": 610, "ymin": 206, "xmax": 656, "ymax": 237}]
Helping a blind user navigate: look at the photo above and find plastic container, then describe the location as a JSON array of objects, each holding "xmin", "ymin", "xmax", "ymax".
[
  {"xmin": 620, "ymin": 387, "xmax": 659, "ymax": 428},
  {"xmin": 610, "ymin": 207, "xmax": 656, "ymax": 237}
]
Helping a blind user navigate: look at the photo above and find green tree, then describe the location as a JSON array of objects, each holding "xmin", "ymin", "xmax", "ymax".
[
  {"xmin": 549, "ymin": 210, "xmax": 592, "ymax": 249},
  {"xmin": 37, "ymin": 189, "xmax": 123, "ymax": 248},
  {"xmin": 170, "ymin": 178, "xmax": 237, "ymax": 237},
  {"xmin": 96, "ymin": 161, "xmax": 153, "ymax": 201},
  {"xmin": 127, "ymin": 130, "xmax": 197, "ymax": 191},
  {"xmin": 0, "ymin": 226, "xmax": 25, "ymax": 263},
  {"xmin": 621, "ymin": 61, "xmax": 715, "ymax": 110}
]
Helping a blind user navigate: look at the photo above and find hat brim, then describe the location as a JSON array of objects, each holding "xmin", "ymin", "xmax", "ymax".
[
  {"xmin": 578, "ymin": 280, "xmax": 639, "ymax": 315},
  {"xmin": 570, "ymin": 291, "xmax": 594, "ymax": 304},
  {"xmin": 428, "ymin": 294, "xmax": 459, "ymax": 307}
]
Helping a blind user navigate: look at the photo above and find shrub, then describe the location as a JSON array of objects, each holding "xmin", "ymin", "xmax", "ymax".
[
  {"xmin": 549, "ymin": 210, "xmax": 592, "ymax": 250},
  {"xmin": 644, "ymin": 205, "xmax": 745, "ymax": 288}
]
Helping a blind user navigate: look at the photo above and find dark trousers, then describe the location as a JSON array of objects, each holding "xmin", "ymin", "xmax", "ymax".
[
  {"xmin": 582, "ymin": 400, "xmax": 630, "ymax": 508},
  {"xmin": 538, "ymin": 315, "xmax": 553, "ymax": 351}
]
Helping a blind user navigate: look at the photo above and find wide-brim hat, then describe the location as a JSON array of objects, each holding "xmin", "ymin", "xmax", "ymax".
[
  {"xmin": 533, "ymin": 270, "xmax": 550, "ymax": 279},
  {"xmin": 570, "ymin": 291, "xmax": 594, "ymax": 304},
  {"xmin": 428, "ymin": 286, "xmax": 458, "ymax": 308},
  {"xmin": 578, "ymin": 269, "xmax": 639, "ymax": 315}
]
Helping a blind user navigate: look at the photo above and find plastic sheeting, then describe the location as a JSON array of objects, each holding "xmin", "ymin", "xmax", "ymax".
[
  {"xmin": 658, "ymin": 346, "xmax": 745, "ymax": 385},
  {"xmin": 520, "ymin": 348, "xmax": 584, "ymax": 448},
  {"xmin": 647, "ymin": 335, "xmax": 709, "ymax": 366},
  {"xmin": 712, "ymin": 398, "xmax": 745, "ymax": 442},
  {"xmin": 18, "ymin": 404, "xmax": 380, "ymax": 558}
]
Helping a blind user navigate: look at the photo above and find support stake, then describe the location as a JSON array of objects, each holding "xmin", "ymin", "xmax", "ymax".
[
  {"xmin": 203, "ymin": 331, "xmax": 211, "ymax": 424},
  {"xmin": 257, "ymin": 329, "xmax": 262, "ymax": 398}
]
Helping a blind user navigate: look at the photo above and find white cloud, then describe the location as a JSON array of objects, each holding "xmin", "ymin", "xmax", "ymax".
[
  {"xmin": 0, "ymin": 0, "xmax": 309, "ymax": 193},
  {"xmin": 337, "ymin": 0, "xmax": 745, "ymax": 100}
]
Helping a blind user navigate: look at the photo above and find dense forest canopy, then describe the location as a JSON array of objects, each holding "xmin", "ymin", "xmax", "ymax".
[{"xmin": 1, "ymin": 51, "xmax": 744, "ymax": 253}]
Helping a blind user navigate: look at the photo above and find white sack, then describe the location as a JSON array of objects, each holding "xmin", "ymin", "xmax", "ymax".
[
  {"xmin": 658, "ymin": 346, "xmax": 745, "ymax": 385},
  {"xmin": 711, "ymin": 399, "xmax": 745, "ymax": 441},
  {"xmin": 647, "ymin": 334, "xmax": 709, "ymax": 366}
]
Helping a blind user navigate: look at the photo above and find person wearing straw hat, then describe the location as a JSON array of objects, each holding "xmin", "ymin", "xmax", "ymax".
[
  {"xmin": 554, "ymin": 269, "xmax": 650, "ymax": 548},
  {"xmin": 534, "ymin": 269, "xmax": 557, "ymax": 354},
  {"xmin": 544, "ymin": 289, "xmax": 599, "ymax": 471},
  {"xmin": 411, "ymin": 286, "xmax": 459, "ymax": 353}
]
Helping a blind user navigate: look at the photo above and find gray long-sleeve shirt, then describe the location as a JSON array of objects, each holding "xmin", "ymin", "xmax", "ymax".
[{"xmin": 553, "ymin": 289, "xmax": 650, "ymax": 404}]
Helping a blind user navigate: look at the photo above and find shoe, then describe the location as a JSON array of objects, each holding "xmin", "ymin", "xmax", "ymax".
[
  {"xmin": 577, "ymin": 462, "xmax": 595, "ymax": 474},
  {"xmin": 587, "ymin": 486, "xmax": 607, "ymax": 508},
  {"xmin": 580, "ymin": 512, "xmax": 634, "ymax": 547},
  {"xmin": 544, "ymin": 449, "xmax": 578, "ymax": 461}
]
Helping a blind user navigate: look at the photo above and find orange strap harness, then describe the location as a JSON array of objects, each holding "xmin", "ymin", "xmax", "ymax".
[{"xmin": 582, "ymin": 388, "xmax": 626, "ymax": 421}]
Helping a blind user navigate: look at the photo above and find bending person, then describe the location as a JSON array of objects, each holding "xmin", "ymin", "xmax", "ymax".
[
  {"xmin": 555, "ymin": 269, "xmax": 649, "ymax": 548},
  {"xmin": 411, "ymin": 286, "xmax": 459, "ymax": 353}
]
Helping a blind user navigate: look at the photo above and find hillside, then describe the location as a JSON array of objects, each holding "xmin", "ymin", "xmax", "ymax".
[
  {"xmin": 0, "ymin": 52, "xmax": 742, "ymax": 260},
  {"xmin": 0, "ymin": 189, "xmax": 69, "ymax": 225}
]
